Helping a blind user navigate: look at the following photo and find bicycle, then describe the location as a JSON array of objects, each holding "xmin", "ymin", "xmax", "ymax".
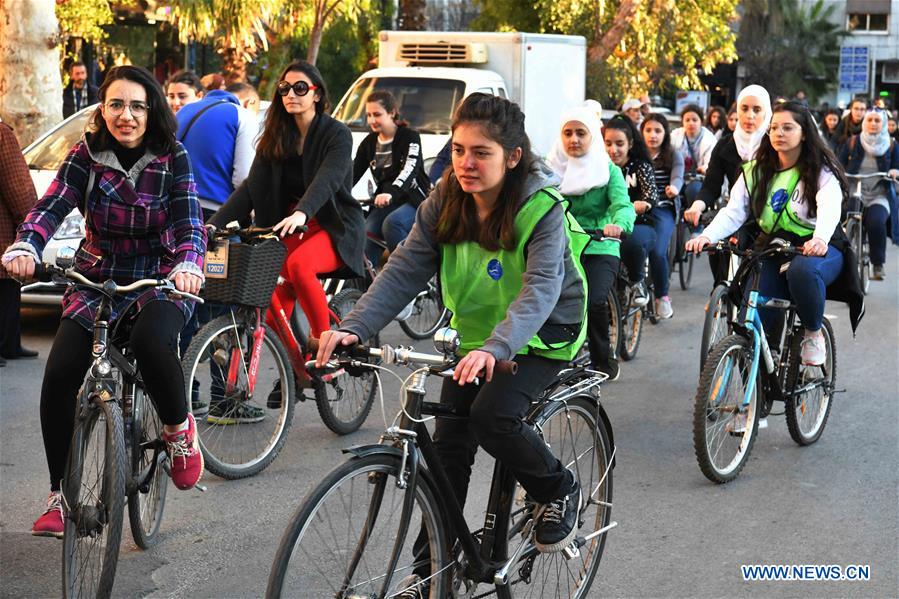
[
  {"xmin": 182, "ymin": 227, "xmax": 379, "ymax": 480},
  {"xmin": 844, "ymin": 172, "xmax": 893, "ymax": 294},
  {"xmin": 266, "ymin": 330, "xmax": 617, "ymax": 598},
  {"xmin": 668, "ymin": 174, "xmax": 701, "ymax": 291},
  {"xmin": 23, "ymin": 250, "xmax": 203, "ymax": 598},
  {"xmin": 692, "ymin": 241, "xmax": 837, "ymax": 484},
  {"xmin": 698, "ymin": 237, "xmax": 742, "ymax": 371}
]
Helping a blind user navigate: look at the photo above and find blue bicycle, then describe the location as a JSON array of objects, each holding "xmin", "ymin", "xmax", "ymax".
[{"xmin": 692, "ymin": 241, "xmax": 837, "ymax": 483}]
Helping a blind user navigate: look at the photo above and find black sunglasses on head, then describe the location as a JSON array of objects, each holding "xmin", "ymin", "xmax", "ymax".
[{"xmin": 276, "ymin": 80, "xmax": 318, "ymax": 97}]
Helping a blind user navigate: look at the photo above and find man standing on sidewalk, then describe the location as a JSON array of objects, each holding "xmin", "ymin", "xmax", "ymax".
[{"xmin": 62, "ymin": 62, "xmax": 99, "ymax": 119}]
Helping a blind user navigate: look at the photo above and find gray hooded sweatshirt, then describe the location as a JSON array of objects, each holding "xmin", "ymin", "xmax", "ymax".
[{"xmin": 339, "ymin": 159, "xmax": 585, "ymax": 361}]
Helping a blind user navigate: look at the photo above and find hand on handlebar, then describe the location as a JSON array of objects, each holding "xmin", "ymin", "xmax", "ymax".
[
  {"xmin": 633, "ymin": 201, "xmax": 651, "ymax": 215},
  {"xmin": 683, "ymin": 200, "xmax": 706, "ymax": 227},
  {"xmin": 602, "ymin": 224, "xmax": 622, "ymax": 238},
  {"xmin": 373, "ymin": 193, "xmax": 392, "ymax": 208},
  {"xmin": 889, "ymin": 169, "xmax": 899, "ymax": 181},
  {"xmin": 2, "ymin": 254, "xmax": 36, "ymax": 282},
  {"xmin": 273, "ymin": 211, "xmax": 308, "ymax": 237},
  {"xmin": 315, "ymin": 330, "xmax": 360, "ymax": 368},
  {"xmin": 172, "ymin": 271, "xmax": 203, "ymax": 295},
  {"xmin": 454, "ymin": 349, "xmax": 496, "ymax": 386},
  {"xmin": 801, "ymin": 237, "xmax": 828, "ymax": 257},
  {"xmin": 685, "ymin": 235, "xmax": 711, "ymax": 255}
]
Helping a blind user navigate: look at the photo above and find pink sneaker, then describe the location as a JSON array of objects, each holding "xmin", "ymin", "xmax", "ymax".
[
  {"xmin": 163, "ymin": 413, "xmax": 204, "ymax": 490},
  {"xmin": 31, "ymin": 491, "xmax": 64, "ymax": 538}
]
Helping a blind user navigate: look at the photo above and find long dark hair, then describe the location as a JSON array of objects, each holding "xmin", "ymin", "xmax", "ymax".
[
  {"xmin": 749, "ymin": 101, "xmax": 847, "ymax": 219},
  {"xmin": 257, "ymin": 60, "xmax": 330, "ymax": 161},
  {"xmin": 88, "ymin": 65, "xmax": 177, "ymax": 155},
  {"xmin": 605, "ymin": 115, "xmax": 652, "ymax": 163},
  {"xmin": 640, "ymin": 113, "xmax": 674, "ymax": 170},
  {"xmin": 366, "ymin": 90, "xmax": 408, "ymax": 128},
  {"xmin": 706, "ymin": 105, "xmax": 727, "ymax": 134},
  {"xmin": 436, "ymin": 93, "xmax": 535, "ymax": 251},
  {"xmin": 165, "ymin": 70, "xmax": 204, "ymax": 95}
]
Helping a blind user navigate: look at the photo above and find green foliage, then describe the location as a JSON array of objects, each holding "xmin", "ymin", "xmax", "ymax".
[
  {"xmin": 56, "ymin": 0, "xmax": 114, "ymax": 45},
  {"xmin": 470, "ymin": 0, "xmax": 541, "ymax": 32}
]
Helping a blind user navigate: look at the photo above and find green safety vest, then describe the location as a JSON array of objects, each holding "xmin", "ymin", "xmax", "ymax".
[
  {"xmin": 742, "ymin": 161, "xmax": 815, "ymax": 237},
  {"xmin": 439, "ymin": 188, "xmax": 588, "ymax": 360}
]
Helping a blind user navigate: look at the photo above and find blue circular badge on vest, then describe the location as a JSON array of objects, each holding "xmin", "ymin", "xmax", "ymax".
[{"xmin": 487, "ymin": 259, "xmax": 503, "ymax": 280}]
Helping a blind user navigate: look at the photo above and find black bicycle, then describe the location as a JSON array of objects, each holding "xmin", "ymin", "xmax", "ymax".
[
  {"xmin": 23, "ymin": 251, "xmax": 203, "ymax": 598},
  {"xmin": 266, "ymin": 330, "xmax": 616, "ymax": 598},
  {"xmin": 844, "ymin": 172, "xmax": 892, "ymax": 294}
]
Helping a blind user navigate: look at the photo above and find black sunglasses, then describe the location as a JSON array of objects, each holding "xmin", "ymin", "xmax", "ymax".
[{"xmin": 276, "ymin": 80, "xmax": 318, "ymax": 97}]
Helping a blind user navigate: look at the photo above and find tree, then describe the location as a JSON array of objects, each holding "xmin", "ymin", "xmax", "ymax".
[
  {"xmin": 0, "ymin": 0, "xmax": 64, "ymax": 145},
  {"xmin": 55, "ymin": 0, "xmax": 114, "ymax": 47},
  {"xmin": 738, "ymin": 0, "xmax": 845, "ymax": 101},
  {"xmin": 282, "ymin": 0, "xmax": 369, "ymax": 65},
  {"xmin": 398, "ymin": 0, "xmax": 427, "ymax": 30}
]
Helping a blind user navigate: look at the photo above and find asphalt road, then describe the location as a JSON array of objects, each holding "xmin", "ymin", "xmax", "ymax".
[{"xmin": 1, "ymin": 248, "xmax": 897, "ymax": 598}]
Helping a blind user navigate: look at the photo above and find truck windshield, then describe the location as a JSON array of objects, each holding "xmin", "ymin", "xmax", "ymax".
[
  {"xmin": 23, "ymin": 108, "xmax": 94, "ymax": 171},
  {"xmin": 334, "ymin": 77, "xmax": 465, "ymax": 135}
]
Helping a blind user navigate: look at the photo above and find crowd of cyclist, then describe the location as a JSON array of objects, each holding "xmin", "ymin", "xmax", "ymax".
[{"xmin": 1, "ymin": 59, "xmax": 895, "ymax": 577}]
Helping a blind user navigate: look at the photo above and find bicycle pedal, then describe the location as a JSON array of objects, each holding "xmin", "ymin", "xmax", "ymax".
[
  {"xmin": 194, "ymin": 483, "xmax": 208, "ymax": 493},
  {"xmin": 562, "ymin": 543, "xmax": 581, "ymax": 560}
]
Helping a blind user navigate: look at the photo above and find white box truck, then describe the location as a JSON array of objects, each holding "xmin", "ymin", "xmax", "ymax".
[{"xmin": 333, "ymin": 30, "xmax": 587, "ymax": 186}]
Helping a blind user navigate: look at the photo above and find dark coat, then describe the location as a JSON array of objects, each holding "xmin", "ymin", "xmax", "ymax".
[
  {"xmin": 697, "ymin": 134, "xmax": 742, "ymax": 209},
  {"xmin": 62, "ymin": 82, "xmax": 99, "ymax": 119},
  {"xmin": 0, "ymin": 123, "xmax": 38, "ymax": 280},
  {"xmin": 352, "ymin": 125, "xmax": 429, "ymax": 207},
  {"xmin": 210, "ymin": 112, "xmax": 365, "ymax": 277}
]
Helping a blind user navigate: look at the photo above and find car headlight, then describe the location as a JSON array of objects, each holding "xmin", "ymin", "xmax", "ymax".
[{"xmin": 52, "ymin": 213, "xmax": 85, "ymax": 240}]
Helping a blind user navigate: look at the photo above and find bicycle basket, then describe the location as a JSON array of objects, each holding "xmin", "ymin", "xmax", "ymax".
[{"xmin": 202, "ymin": 238, "xmax": 287, "ymax": 307}]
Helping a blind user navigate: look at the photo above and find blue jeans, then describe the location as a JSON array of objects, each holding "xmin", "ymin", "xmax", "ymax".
[
  {"xmin": 620, "ymin": 223, "xmax": 656, "ymax": 284},
  {"xmin": 649, "ymin": 206, "xmax": 676, "ymax": 297},
  {"xmin": 365, "ymin": 202, "xmax": 417, "ymax": 266},
  {"xmin": 683, "ymin": 179, "xmax": 702, "ymax": 206},
  {"xmin": 887, "ymin": 191, "xmax": 899, "ymax": 245},
  {"xmin": 757, "ymin": 246, "xmax": 843, "ymax": 332},
  {"xmin": 864, "ymin": 204, "xmax": 889, "ymax": 266}
]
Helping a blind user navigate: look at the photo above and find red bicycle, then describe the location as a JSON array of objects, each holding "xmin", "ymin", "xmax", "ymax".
[{"xmin": 182, "ymin": 227, "xmax": 379, "ymax": 479}]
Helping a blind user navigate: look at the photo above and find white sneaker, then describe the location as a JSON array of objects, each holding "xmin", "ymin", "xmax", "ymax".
[
  {"xmin": 657, "ymin": 296, "xmax": 674, "ymax": 319},
  {"xmin": 800, "ymin": 331, "xmax": 826, "ymax": 366},
  {"xmin": 631, "ymin": 281, "xmax": 649, "ymax": 307}
]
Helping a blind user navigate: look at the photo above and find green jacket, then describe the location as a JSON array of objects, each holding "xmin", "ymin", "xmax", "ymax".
[{"xmin": 564, "ymin": 163, "xmax": 635, "ymax": 256}]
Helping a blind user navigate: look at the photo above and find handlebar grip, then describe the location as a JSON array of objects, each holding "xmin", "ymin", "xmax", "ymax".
[
  {"xmin": 32, "ymin": 263, "xmax": 56, "ymax": 282},
  {"xmin": 494, "ymin": 360, "xmax": 518, "ymax": 375}
]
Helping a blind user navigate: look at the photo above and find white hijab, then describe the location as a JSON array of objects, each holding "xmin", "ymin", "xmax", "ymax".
[
  {"xmin": 732, "ymin": 84, "xmax": 772, "ymax": 161},
  {"xmin": 859, "ymin": 110, "xmax": 891, "ymax": 157},
  {"xmin": 547, "ymin": 105, "xmax": 610, "ymax": 195}
]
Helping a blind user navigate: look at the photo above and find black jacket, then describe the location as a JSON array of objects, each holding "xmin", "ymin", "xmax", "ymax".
[
  {"xmin": 352, "ymin": 126, "xmax": 429, "ymax": 207},
  {"xmin": 697, "ymin": 134, "xmax": 742, "ymax": 209},
  {"xmin": 210, "ymin": 112, "xmax": 365, "ymax": 276},
  {"xmin": 62, "ymin": 82, "xmax": 99, "ymax": 119}
]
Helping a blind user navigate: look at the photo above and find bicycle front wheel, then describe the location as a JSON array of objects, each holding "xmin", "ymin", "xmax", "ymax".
[
  {"xmin": 266, "ymin": 453, "xmax": 447, "ymax": 599},
  {"xmin": 127, "ymin": 386, "xmax": 167, "ymax": 549},
  {"xmin": 619, "ymin": 286, "xmax": 643, "ymax": 361},
  {"xmin": 62, "ymin": 398, "xmax": 126, "ymax": 599},
  {"xmin": 784, "ymin": 319, "xmax": 836, "ymax": 446},
  {"xmin": 692, "ymin": 334, "xmax": 760, "ymax": 484},
  {"xmin": 494, "ymin": 395, "xmax": 614, "ymax": 598},
  {"xmin": 183, "ymin": 312, "xmax": 295, "ymax": 479},
  {"xmin": 399, "ymin": 277, "xmax": 450, "ymax": 340},
  {"xmin": 699, "ymin": 285, "xmax": 733, "ymax": 371}
]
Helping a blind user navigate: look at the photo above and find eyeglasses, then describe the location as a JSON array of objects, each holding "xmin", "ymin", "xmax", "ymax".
[
  {"xmin": 104, "ymin": 100, "xmax": 148, "ymax": 117},
  {"xmin": 768, "ymin": 124, "xmax": 800, "ymax": 136},
  {"xmin": 276, "ymin": 81, "xmax": 318, "ymax": 97}
]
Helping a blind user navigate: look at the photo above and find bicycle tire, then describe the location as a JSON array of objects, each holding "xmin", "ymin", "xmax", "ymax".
[
  {"xmin": 606, "ymin": 287, "xmax": 622, "ymax": 361},
  {"xmin": 127, "ymin": 386, "xmax": 167, "ymax": 549},
  {"xmin": 692, "ymin": 334, "xmax": 760, "ymax": 484},
  {"xmin": 619, "ymin": 287, "xmax": 643, "ymax": 361},
  {"xmin": 699, "ymin": 285, "xmax": 733, "ymax": 370},
  {"xmin": 266, "ymin": 453, "xmax": 448, "ymax": 599},
  {"xmin": 784, "ymin": 319, "xmax": 837, "ymax": 446},
  {"xmin": 314, "ymin": 289, "xmax": 379, "ymax": 435},
  {"xmin": 679, "ymin": 248, "xmax": 694, "ymax": 290},
  {"xmin": 492, "ymin": 395, "xmax": 613, "ymax": 598},
  {"xmin": 62, "ymin": 398, "xmax": 126, "ymax": 599},
  {"xmin": 183, "ymin": 312, "xmax": 295, "ymax": 479},
  {"xmin": 399, "ymin": 277, "xmax": 450, "ymax": 340}
]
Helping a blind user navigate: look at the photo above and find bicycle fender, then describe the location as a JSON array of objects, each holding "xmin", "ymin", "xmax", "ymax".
[{"xmin": 341, "ymin": 444, "xmax": 404, "ymax": 459}]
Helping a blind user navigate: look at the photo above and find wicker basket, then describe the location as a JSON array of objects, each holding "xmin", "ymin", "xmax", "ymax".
[{"xmin": 203, "ymin": 238, "xmax": 287, "ymax": 307}]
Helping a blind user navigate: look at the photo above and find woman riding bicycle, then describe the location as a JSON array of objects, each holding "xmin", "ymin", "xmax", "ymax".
[
  {"xmin": 706, "ymin": 105, "xmax": 728, "ymax": 140},
  {"xmin": 317, "ymin": 94, "xmax": 590, "ymax": 590},
  {"xmin": 2, "ymin": 65, "xmax": 207, "ymax": 536},
  {"xmin": 670, "ymin": 104, "xmax": 717, "ymax": 207},
  {"xmin": 353, "ymin": 90, "xmax": 430, "ymax": 268},
  {"xmin": 609, "ymin": 117, "xmax": 675, "ymax": 318},
  {"xmin": 838, "ymin": 109, "xmax": 899, "ymax": 279},
  {"xmin": 209, "ymin": 60, "xmax": 365, "ymax": 357},
  {"xmin": 686, "ymin": 101, "xmax": 861, "ymax": 368},
  {"xmin": 820, "ymin": 108, "xmax": 842, "ymax": 153},
  {"xmin": 547, "ymin": 104, "xmax": 635, "ymax": 381}
]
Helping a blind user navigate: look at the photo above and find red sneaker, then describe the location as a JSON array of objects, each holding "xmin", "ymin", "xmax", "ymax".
[
  {"xmin": 31, "ymin": 492, "xmax": 64, "ymax": 538},
  {"xmin": 163, "ymin": 413, "xmax": 204, "ymax": 490}
]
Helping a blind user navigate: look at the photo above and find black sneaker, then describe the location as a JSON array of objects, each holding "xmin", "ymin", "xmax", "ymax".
[
  {"xmin": 534, "ymin": 479, "xmax": 582, "ymax": 553},
  {"xmin": 631, "ymin": 281, "xmax": 649, "ymax": 307},
  {"xmin": 393, "ymin": 574, "xmax": 429, "ymax": 598},
  {"xmin": 597, "ymin": 358, "xmax": 620, "ymax": 382},
  {"xmin": 206, "ymin": 402, "xmax": 265, "ymax": 425}
]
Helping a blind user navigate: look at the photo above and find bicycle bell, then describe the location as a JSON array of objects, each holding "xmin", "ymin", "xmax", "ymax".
[
  {"xmin": 433, "ymin": 327, "xmax": 460, "ymax": 357},
  {"xmin": 55, "ymin": 246, "xmax": 76, "ymax": 270}
]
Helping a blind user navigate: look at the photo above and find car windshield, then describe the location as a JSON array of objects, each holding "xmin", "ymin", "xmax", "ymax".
[
  {"xmin": 23, "ymin": 110, "xmax": 93, "ymax": 171},
  {"xmin": 333, "ymin": 77, "xmax": 465, "ymax": 135}
]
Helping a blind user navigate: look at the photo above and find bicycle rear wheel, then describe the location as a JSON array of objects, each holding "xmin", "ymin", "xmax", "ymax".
[
  {"xmin": 784, "ymin": 319, "xmax": 836, "ymax": 446},
  {"xmin": 606, "ymin": 287, "xmax": 621, "ymax": 361},
  {"xmin": 314, "ymin": 289, "xmax": 379, "ymax": 435},
  {"xmin": 692, "ymin": 334, "xmax": 760, "ymax": 483},
  {"xmin": 127, "ymin": 385, "xmax": 167, "ymax": 549},
  {"xmin": 399, "ymin": 277, "xmax": 450, "ymax": 340},
  {"xmin": 619, "ymin": 286, "xmax": 643, "ymax": 361},
  {"xmin": 494, "ymin": 395, "xmax": 613, "ymax": 598},
  {"xmin": 266, "ymin": 453, "xmax": 447, "ymax": 598},
  {"xmin": 62, "ymin": 398, "xmax": 126, "ymax": 599},
  {"xmin": 183, "ymin": 312, "xmax": 295, "ymax": 479},
  {"xmin": 699, "ymin": 285, "xmax": 733, "ymax": 370}
]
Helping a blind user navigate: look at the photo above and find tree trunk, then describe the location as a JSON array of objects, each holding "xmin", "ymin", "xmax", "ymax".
[
  {"xmin": 398, "ymin": 0, "xmax": 427, "ymax": 31},
  {"xmin": 307, "ymin": 25, "xmax": 324, "ymax": 65},
  {"xmin": 220, "ymin": 46, "xmax": 248, "ymax": 84},
  {"xmin": 587, "ymin": 0, "xmax": 643, "ymax": 63},
  {"xmin": 0, "ymin": 0, "xmax": 63, "ymax": 146}
]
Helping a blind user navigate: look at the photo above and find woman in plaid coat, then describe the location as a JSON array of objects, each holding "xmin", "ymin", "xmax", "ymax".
[{"xmin": 2, "ymin": 66, "xmax": 208, "ymax": 537}]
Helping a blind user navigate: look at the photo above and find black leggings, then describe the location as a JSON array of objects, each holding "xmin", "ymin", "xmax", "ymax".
[
  {"xmin": 582, "ymin": 254, "xmax": 619, "ymax": 369},
  {"xmin": 41, "ymin": 301, "xmax": 187, "ymax": 491}
]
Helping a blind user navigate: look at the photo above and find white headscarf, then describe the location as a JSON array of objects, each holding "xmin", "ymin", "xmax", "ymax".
[
  {"xmin": 546, "ymin": 104, "xmax": 610, "ymax": 195},
  {"xmin": 732, "ymin": 84, "xmax": 772, "ymax": 161},
  {"xmin": 859, "ymin": 110, "xmax": 891, "ymax": 157}
]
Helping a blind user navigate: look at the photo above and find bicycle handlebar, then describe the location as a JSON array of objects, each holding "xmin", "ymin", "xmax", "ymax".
[
  {"xmin": 23, "ymin": 264, "xmax": 204, "ymax": 303},
  {"xmin": 701, "ymin": 239, "xmax": 802, "ymax": 260},
  {"xmin": 846, "ymin": 172, "xmax": 894, "ymax": 181}
]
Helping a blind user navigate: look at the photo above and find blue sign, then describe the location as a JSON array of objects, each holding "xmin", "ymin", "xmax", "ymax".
[{"xmin": 839, "ymin": 46, "xmax": 869, "ymax": 93}]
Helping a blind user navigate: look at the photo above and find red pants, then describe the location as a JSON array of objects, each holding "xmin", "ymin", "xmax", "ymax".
[{"xmin": 267, "ymin": 221, "xmax": 341, "ymax": 342}]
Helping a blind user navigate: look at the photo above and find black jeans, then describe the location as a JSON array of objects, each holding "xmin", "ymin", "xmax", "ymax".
[
  {"xmin": 41, "ymin": 301, "xmax": 187, "ymax": 491},
  {"xmin": 0, "ymin": 279, "xmax": 23, "ymax": 356},
  {"xmin": 582, "ymin": 254, "xmax": 619, "ymax": 369}
]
